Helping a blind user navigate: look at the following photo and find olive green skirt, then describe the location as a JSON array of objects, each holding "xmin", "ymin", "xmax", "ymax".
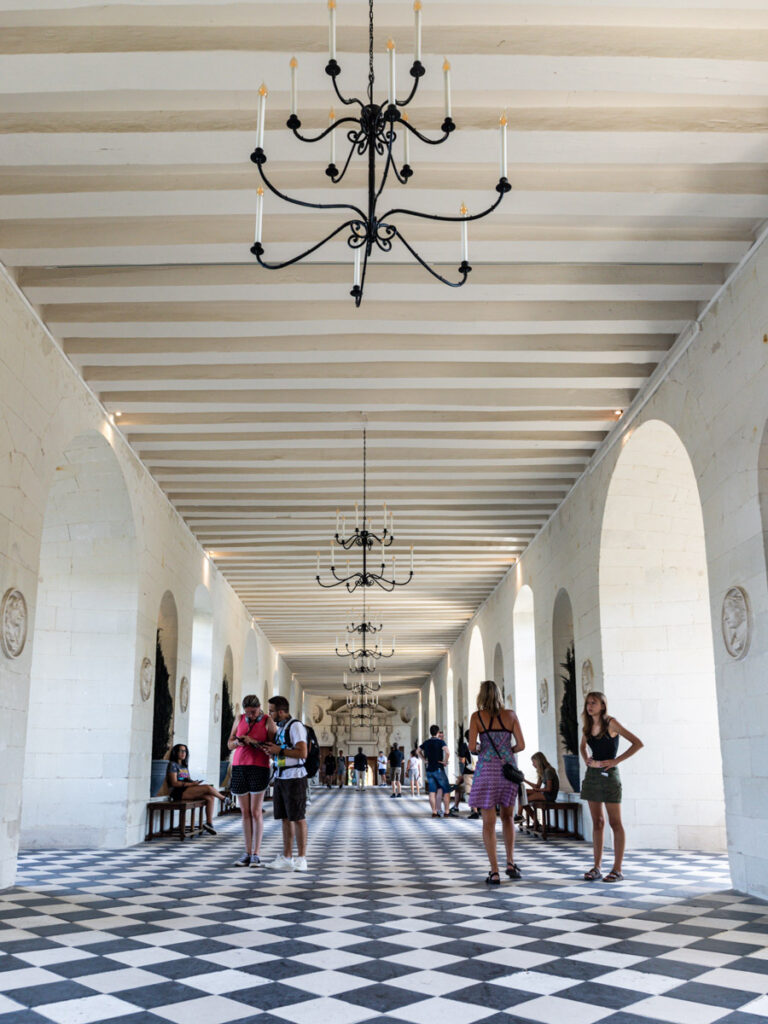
[{"xmin": 580, "ymin": 766, "xmax": 622, "ymax": 804}]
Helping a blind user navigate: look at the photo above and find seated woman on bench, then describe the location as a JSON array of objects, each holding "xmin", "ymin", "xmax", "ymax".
[
  {"xmin": 526, "ymin": 752, "xmax": 560, "ymax": 803},
  {"xmin": 166, "ymin": 744, "xmax": 226, "ymax": 835}
]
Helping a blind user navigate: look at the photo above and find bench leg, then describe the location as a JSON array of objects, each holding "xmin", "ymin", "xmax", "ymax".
[{"xmin": 178, "ymin": 805, "xmax": 187, "ymax": 841}]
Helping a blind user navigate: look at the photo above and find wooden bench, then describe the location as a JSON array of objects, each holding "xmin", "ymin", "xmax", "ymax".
[
  {"xmin": 522, "ymin": 800, "xmax": 582, "ymax": 841},
  {"xmin": 145, "ymin": 799, "xmax": 205, "ymax": 841}
]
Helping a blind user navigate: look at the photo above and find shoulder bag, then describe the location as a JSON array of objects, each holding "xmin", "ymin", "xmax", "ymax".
[{"xmin": 478, "ymin": 713, "xmax": 525, "ymax": 785}]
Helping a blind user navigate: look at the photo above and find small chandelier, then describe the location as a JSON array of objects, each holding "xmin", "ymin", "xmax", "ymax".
[
  {"xmin": 316, "ymin": 428, "xmax": 413, "ymax": 592},
  {"xmin": 336, "ymin": 596, "xmax": 395, "ymax": 672},
  {"xmin": 249, "ymin": 0, "xmax": 511, "ymax": 306}
]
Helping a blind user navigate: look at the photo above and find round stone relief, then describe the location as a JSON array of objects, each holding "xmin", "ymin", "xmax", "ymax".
[
  {"xmin": 0, "ymin": 588, "xmax": 28, "ymax": 659},
  {"xmin": 179, "ymin": 676, "xmax": 190, "ymax": 713},
  {"xmin": 312, "ymin": 703, "xmax": 324, "ymax": 724},
  {"xmin": 213, "ymin": 692, "xmax": 221, "ymax": 723},
  {"xmin": 722, "ymin": 586, "xmax": 751, "ymax": 660},
  {"xmin": 581, "ymin": 659, "xmax": 595, "ymax": 696},
  {"xmin": 139, "ymin": 657, "xmax": 153, "ymax": 701},
  {"xmin": 538, "ymin": 678, "xmax": 549, "ymax": 714},
  {"xmin": 400, "ymin": 705, "xmax": 412, "ymax": 724}
]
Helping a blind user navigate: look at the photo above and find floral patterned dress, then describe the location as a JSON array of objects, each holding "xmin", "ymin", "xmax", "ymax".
[{"xmin": 468, "ymin": 714, "xmax": 520, "ymax": 809}]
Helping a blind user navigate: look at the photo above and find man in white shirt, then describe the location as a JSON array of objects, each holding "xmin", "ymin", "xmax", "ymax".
[
  {"xmin": 377, "ymin": 751, "xmax": 387, "ymax": 786},
  {"xmin": 264, "ymin": 696, "xmax": 309, "ymax": 871}
]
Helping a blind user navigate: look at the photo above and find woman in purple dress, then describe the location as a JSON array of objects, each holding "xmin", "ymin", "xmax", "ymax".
[{"xmin": 469, "ymin": 680, "xmax": 526, "ymax": 885}]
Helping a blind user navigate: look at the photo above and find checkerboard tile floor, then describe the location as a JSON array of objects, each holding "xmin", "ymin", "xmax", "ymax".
[{"xmin": 1, "ymin": 788, "xmax": 765, "ymax": 1024}]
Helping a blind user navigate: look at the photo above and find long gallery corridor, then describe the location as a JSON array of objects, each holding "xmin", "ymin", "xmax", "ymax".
[{"xmin": 4, "ymin": 791, "xmax": 766, "ymax": 1024}]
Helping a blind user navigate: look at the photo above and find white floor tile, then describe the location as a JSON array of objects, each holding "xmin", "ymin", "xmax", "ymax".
[
  {"xmin": 79, "ymin": 967, "xmax": 165, "ymax": 993},
  {"xmin": 153, "ymin": 995, "xmax": 257, "ymax": 1024},
  {"xmin": 35, "ymin": 994, "xmax": 137, "ymax": 1024},
  {"xmin": 276, "ymin": 995, "xmax": 378, "ymax": 1024},
  {"xmin": 281, "ymin": 969, "xmax": 373, "ymax": 996},
  {"xmin": 628, "ymin": 995, "xmax": 731, "ymax": 1023},
  {"xmin": 389, "ymin": 996, "xmax": 495, "ymax": 1024},
  {"xmin": 477, "ymin": 947, "xmax": 556, "ymax": 969},
  {"xmin": 388, "ymin": 969, "xmax": 474, "ymax": 996},
  {"xmin": 695, "ymin": 966, "xmax": 768, "ymax": 994},
  {"xmin": 494, "ymin": 970, "xmax": 578, "ymax": 995},
  {"xmin": 590, "ymin": 968, "xmax": 683, "ymax": 995},
  {"xmin": 181, "ymin": 968, "xmax": 269, "ymax": 994},
  {"xmin": 501, "ymin": 994, "xmax": 612, "ymax": 1024}
]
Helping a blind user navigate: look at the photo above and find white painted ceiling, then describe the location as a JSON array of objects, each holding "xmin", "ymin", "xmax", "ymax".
[{"xmin": 1, "ymin": 0, "xmax": 766, "ymax": 696}]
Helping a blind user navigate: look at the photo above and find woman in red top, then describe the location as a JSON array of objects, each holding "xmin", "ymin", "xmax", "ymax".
[{"xmin": 227, "ymin": 694, "xmax": 276, "ymax": 867}]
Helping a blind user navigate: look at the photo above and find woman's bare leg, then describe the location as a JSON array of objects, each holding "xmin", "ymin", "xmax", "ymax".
[
  {"xmin": 588, "ymin": 801, "xmax": 605, "ymax": 870},
  {"xmin": 500, "ymin": 805, "xmax": 515, "ymax": 866},
  {"xmin": 238, "ymin": 794, "xmax": 253, "ymax": 853},
  {"xmin": 250, "ymin": 792, "xmax": 265, "ymax": 856},
  {"xmin": 481, "ymin": 807, "xmax": 499, "ymax": 875},
  {"xmin": 605, "ymin": 803, "xmax": 626, "ymax": 873}
]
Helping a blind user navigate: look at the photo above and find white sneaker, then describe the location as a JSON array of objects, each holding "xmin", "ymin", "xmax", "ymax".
[
  {"xmin": 266, "ymin": 854, "xmax": 293, "ymax": 870},
  {"xmin": 292, "ymin": 856, "xmax": 308, "ymax": 872},
  {"xmin": 248, "ymin": 855, "xmax": 261, "ymax": 868}
]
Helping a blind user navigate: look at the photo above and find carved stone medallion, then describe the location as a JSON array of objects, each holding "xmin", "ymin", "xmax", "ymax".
[
  {"xmin": 0, "ymin": 588, "xmax": 27, "ymax": 659},
  {"xmin": 179, "ymin": 676, "xmax": 190, "ymax": 713},
  {"xmin": 538, "ymin": 678, "xmax": 549, "ymax": 714},
  {"xmin": 400, "ymin": 705, "xmax": 412, "ymax": 724},
  {"xmin": 312, "ymin": 703, "xmax": 324, "ymax": 724},
  {"xmin": 213, "ymin": 692, "xmax": 221, "ymax": 723},
  {"xmin": 581, "ymin": 659, "xmax": 595, "ymax": 696},
  {"xmin": 139, "ymin": 657, "xmax": 153, "ymax": 701},
  {"xmin": 722, "ymin": 586, "xmax": 751, "ymax": 660}
]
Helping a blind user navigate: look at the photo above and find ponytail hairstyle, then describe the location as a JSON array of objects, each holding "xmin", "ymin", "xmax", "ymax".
[
  {"xmin": 477, "ymin": 679, "xmax": 505, "ymax": 719},
  {"xmin": 581, "ymin": 690, "xmax": 610, "ymax": 739}
]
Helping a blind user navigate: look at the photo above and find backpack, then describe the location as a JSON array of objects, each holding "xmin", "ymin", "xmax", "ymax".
[{"xmin": 303, "ymin": 723, "xmax": 320, "ymax": 778}]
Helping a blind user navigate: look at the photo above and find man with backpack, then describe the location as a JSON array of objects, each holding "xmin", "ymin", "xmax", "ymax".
[{"xmin": 264, "ymin": 696, "xmax": 312, "ymax": 871}]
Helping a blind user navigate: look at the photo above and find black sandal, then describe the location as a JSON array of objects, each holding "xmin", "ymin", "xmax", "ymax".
[
  {"xmin": 506, "ymin": 862, "xmax": 521, "ymax": 879},
  {"xmin": 485, "ymin": 870, "xmax": 501, "ymax": 885}
]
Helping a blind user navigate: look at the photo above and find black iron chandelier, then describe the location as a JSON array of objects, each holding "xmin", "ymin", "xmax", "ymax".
[
  {"xmin": 336, "ymin": 596, "xmax": 395, "ymax": 673},
  {"xmin": 316, "ymin": 429, "xmax": 413, "ymax": 592},
  {"xmin": 249, "ymin": 0, "xmax": 511, "ymax": 306}
]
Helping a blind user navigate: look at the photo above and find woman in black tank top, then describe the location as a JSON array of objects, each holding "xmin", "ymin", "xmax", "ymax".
[{"xmin": 580, "ymin": 691, "xmax": 643, "ymax": 884}]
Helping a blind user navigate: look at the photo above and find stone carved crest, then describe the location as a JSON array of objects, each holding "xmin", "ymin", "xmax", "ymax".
[
  {"xmin": 179, "ymin": 676, "xmax": 190, "ymax": 713},
  {"xmin": 538, "ymin": 678, "xmax": 549, "ymax": 714},
  {"xmin": 312, "ymin": 703, "xmax": 324, "ymax": 724},
  {"xmin": 400, "ymin": 705, "xmax": 413, "ymax": 724},
  {"xmin": 722, "ymin": 586, "xmax": 751, "ymax": 660},
  {"xmin": 0, "ymin": 588, "xmax": 27, "ymax": 659},
  {"xmin": 213, "ymin": 692, "xmax": 221, "ymax": 723},
  {"xmin": 581, "ymin": 659, "xmax": 595, "ymax": 696},
  {"xmin": 139, "ymin": 657, "xmax": 153, "ymax": 701}
]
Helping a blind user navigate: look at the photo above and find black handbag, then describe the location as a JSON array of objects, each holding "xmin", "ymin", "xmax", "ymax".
[{"xmin": 478, "ymin": 713, "xmax": 525, "ymax": 785}]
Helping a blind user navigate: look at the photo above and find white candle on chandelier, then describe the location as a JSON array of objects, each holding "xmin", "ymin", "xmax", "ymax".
[
  {"xmin": 353, "ymin": 244, "xmax": 362, "ymax": 289},
  {"xmin": 414, "ymin": 0, "xmax": 422, "ymax": 62},
  {"xmin": 289, "ymin": 57, "xmax": 298, "ymax": 116},
  {"xmin": 336, "ymin": 507, "xmax": 340, "ymax": 534},
  {"xmin": 442, "ymin": 58, "xmax": 452, "ymax": 118},
  {"xmin": 255, "ymin": 186, "xmax": 264, "ymax": 243},
  {"xmin": 381, "ymin": 536, "xmax": 385, "ymax": 564},
  {"xmin": 328, "ymin": 0, "xmax": 337, "ymax": 60},
  {"xmin": 410, "ymin": 545, "xmax": 414, "ymax": 573},
  {"xmin": 386, "ymin": 38, "xmax": 396, "ymax": 107},
  {"xmin": 355, "ymin": 502, "xmax": 359, "ymax": 529},
  {"xmin": 382, "ymin": 503, "xmax": 387, "ymax": 532},
  {"xmin": 256, "ymin": 82, "xmax": 268, "ymax": 148},
  {"xmin": 460, "ymin": 202, "xmax": 468, "ymax": 262},
  {"xmin": 330, "ymin": 541, "xmax": 335, "ymax": 567},
  {"xmin": 378, "ymin": 672, "xmax": 382, "ymax": 688},
  {"xmin": 329, "ymin": 107, "xmax": 336, "ymax": 164},
  {"xmin": 343, "ymin": 671, "xmax": 347, "ymax": 685},
  {"xmin": 336, "ymin": 636, "xmax": 339, "ymax": 650},
  {"xmin": 499, "ymin": 111, "xmax": 508, "ymax": 179},
  {"xmin": 402, "ymin": 112, "xmax": 410, "ymax": 166}
]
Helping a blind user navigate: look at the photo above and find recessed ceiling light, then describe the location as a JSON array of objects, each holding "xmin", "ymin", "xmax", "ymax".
[{"xmin": 614, "ymin": 409, "xmax": 623, "ymax": 417}]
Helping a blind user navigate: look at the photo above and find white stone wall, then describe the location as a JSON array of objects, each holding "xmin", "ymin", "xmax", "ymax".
[
  {"xmin": 0, "ymin": 270, "xmax": 289, "ymax": 887},
  {"xmin": 427, "ymin": 241, "xmax": 768, "ymax": 894}
]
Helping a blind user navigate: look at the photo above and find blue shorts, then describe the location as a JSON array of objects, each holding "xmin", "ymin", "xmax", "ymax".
[{"xmin": 426, "ymin": 768, "xmax": 450, "ymax": 794}]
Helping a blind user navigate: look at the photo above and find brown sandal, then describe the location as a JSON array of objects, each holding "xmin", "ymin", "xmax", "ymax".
[
  {"xmin": 603, "ymin": 870, "xmax": 624, "ymax": 883},
  {"xmin": 583, "ymin": 866, "xmax": 602, "ymax": 881}
]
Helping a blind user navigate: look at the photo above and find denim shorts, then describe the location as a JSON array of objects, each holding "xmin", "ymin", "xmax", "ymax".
[{"xmin": 426, "ymin": 768, "xmax": 450, "ymax": 794}]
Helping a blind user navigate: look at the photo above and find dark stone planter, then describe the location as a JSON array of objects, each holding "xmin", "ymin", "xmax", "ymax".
[
  {"xmin": 150, "ymin": 759, "xmax": 168, "ymax": 797},
  {"xmin": 563, "ymin": 753, "xmax": 581, "ymax": 793}
]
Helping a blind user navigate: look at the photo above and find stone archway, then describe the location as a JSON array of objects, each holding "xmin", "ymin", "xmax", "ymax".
[
  {"xmin": 599, "ymin": 418, "xmax": 725, "ymax": 851},
  {"xmin": 188, "ymin": 583, "xmax": 214, "ymax": 780},
  {"xmin": 493, "ymin": 642, "xmax": 505, "ymax": 696},
  {"xmin": 21, "ymin": 430, "xmax": 138, "ymax": 848},
  {"xmin": 552, "ymin": 588, "xmax": 577, "ymax": 792},
  {"xmin": 467, "ymin": 625, "xmax": 485, "ymax": 719},
  {"xmin": 513, "ymin": 584, "xmax": 539, "ymax": 757}
]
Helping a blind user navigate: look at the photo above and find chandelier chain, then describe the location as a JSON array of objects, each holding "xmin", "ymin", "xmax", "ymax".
[{"xmin": 368, "ymin": 0, "xmax": 375, "ymax": 105}]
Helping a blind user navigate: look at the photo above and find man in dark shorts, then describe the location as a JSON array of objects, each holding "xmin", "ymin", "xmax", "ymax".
[
  {"xmin": 389, "ymin": 744, "xmax": 404, "ymax": 798},
  {"xmin": 323, "ymin": 752, "xmax": 336, "ymax": 788},
  {"xmin": 336, "ymin": 749, "xmax": 347, "ymax": 788},
  {"xmin": 419, "ymin": 725, "xmax": 451, "ymax": 817},
  {"xmin": 263, "ymin": 696, "xmax": 309, "ymax": 871}
]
